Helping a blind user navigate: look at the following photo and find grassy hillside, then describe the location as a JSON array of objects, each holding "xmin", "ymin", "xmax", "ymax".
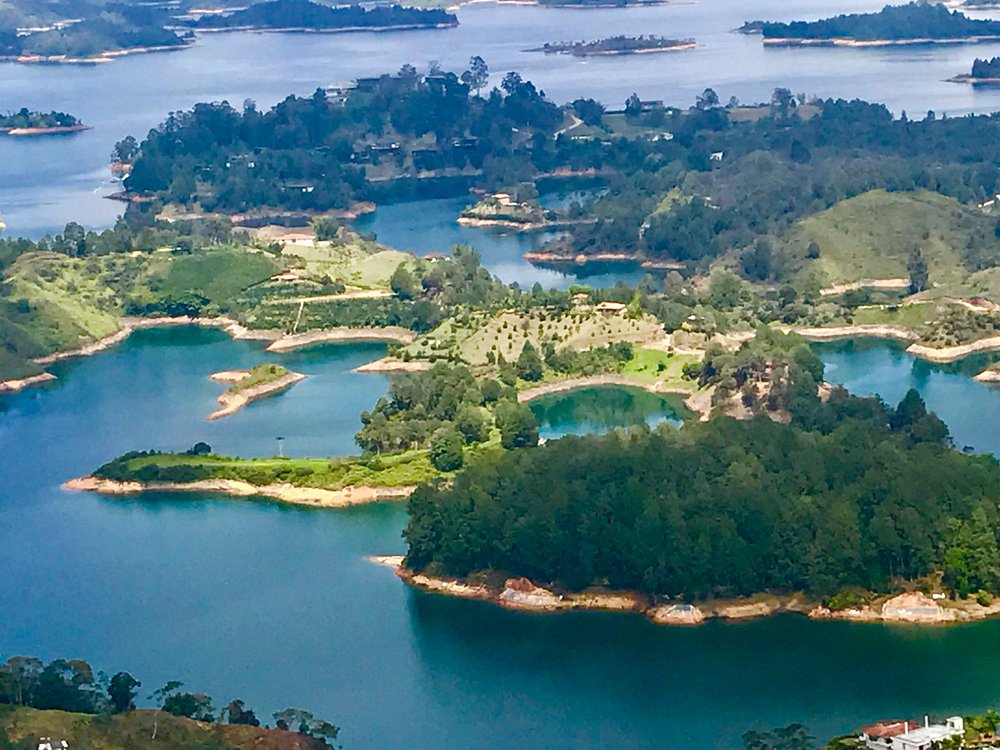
[
  {"xmin": 791, "ymin": 189, "xmax": 997, "ymax": 289},
  {"xmin": 0, "ymin": 706, "xmax": 328, "ymax": 750}
]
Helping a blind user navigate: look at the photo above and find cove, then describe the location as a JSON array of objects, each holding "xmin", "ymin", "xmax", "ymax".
[
  {"xmin": 6, "ymin": 333, "xmax": 1000, "ymax": 748},
  {"xmin": 530, "ymin": 384, "xmax": 689, "ymax": 439}
]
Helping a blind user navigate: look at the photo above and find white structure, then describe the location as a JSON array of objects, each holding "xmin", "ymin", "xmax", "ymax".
[{"xmin": 861, "ymin": 716, "xmax": 963, "ymax": 750}]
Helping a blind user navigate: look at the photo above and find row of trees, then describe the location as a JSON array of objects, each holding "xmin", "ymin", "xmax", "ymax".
[{"xmin": 0, "ymin": 656, "xmax": 339, "ymax": 746}]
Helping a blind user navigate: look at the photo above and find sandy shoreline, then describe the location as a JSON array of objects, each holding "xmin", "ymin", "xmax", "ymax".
[
  {"xmin": 0, "ymin": 316, "xmax": 415, "ymax": 393},
  {"xmin": 531, "ymin": 41, "xmax": 698, "ymax": 56},
  {"xmin": 373, "ymin": 558, "xmax": 1000, "ymax": 626},
  {"xmin": 790, "ymin": 324, "xmax": 918, "ymax": 343},
  {"xmin": 353, "ymin": 357, "xmax": 433, "ymax": 373},
  {"xmin": 0, "ymin": 124, "xmax": 92, "ymax": 136},
  {"xmin": 264, "ymin": 326, "xmax": 415, "ymax": 352},
  {"xmin": 64, "ymin": 475, "xmax": 415, "ymax": 508},
  {"xmin": 207, "ymin": 369, "xmax": 306, "ymax": 420}
]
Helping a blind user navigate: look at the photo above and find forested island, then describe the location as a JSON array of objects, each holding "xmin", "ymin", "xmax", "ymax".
[
  {"xmin": 0, "ymin": 108, "xmax": 88, "ymax": 135},
  {"xmin": 0, "ymin": 654, "xmax": 341, "ymax": 749},
  {"xmin": 0, "ymin": 3, "xmax": 194, "ymax": 63},
  {"xmin": 750, "ymin": 2, "xmax": 1000, "ymax": 46},
  {"xmin": 0, "ymin": 0, "xmax": 453, "ymax": 63},
  {"xmin": 189, "ymin": 0, "xmax": 457, "ymax": 33},
  {"xmin": 529, "ymin": 35, "xmax": 697, "ymax": 56},
  {"xmin": 949, "ymin": 56, "xmax": 1000, "ymax": 84},
  {"xmin": 402, "ymin": 372, "xmax": 1000, "ymax": 621}
]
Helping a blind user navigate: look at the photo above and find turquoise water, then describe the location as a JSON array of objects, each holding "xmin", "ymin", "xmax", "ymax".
[
  {"xmin": 531, "ymin": 385, "xmax": 688, "ymax": 440},
  {"xmin": 5, "ymin": 331, "xmax": 1000, "ymax": 748}
]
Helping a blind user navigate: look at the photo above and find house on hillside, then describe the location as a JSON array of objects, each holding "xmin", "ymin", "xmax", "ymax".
[
  {"xmin": 861, "ymin": 717, "xmax": 964, "ymax": 750},
  {"xmin": 595, "ymin": 301, "xmax": 627, "ymax": 315}
]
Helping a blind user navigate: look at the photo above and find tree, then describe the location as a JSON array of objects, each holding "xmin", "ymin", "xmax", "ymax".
[
  {"xmin": 624, "ymin": 93, "xmax": 642, "ymax": 117},
  {"xmin": 108, "ymin": 672, "xmax": 140, "ymax": 713},
  {"xmin": 150, "ymin": 680, "xmax": 184, "ymax": 739},
  {"xmin": 111, "ymin": 135, "xmax": 139, "ymax": 164},
  {"xmin": 225, "ymin": 699, "xmax": 260, "ymax": 726},
  {"xmin": 462, "ymin": 55, "xmax": 489, "ymax": 96},
  {"xmin": 187, "ymin": 442, "xmax": 212, "ymax": 456},
  {"xmin": 495, "ymin": 401, "xmax": 538, "ymax": 449},
  {"xmin": 907, "ymin": 246, "xmax": 929, "ymax": 293},
  {"xmin": 163, "ymin": 691, "xmax": 214, "ymax": 722},
  {"xmin": 312, "ymin": 216, "xmax": 339, "ymax": 241},
  {"xmin": 516, "ymin": 340, "xmax": 544, "ymax": 381},
  {"xmin": 696, "ymin": 88, "xmax": 720, "ymax": 110},
  {"xmin": 455, "ymin": 404, "xmax": 490, "ymax": 443},
  {"xmin": 430, "ymin": 426, "xmax": 464, "ymax": 471},
  {"xmin": 390, "ymin": 263, "xmax": 420, "ymax": 300}
]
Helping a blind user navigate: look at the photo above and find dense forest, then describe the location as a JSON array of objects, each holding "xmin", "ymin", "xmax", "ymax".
[
  {"xmin": 0, "ymin": 654, "xmax": 340, "ymax": 748},
  {"xmin": 191, "ymin": 0, "xmax": 456, "ymax": 31},
  {"xmin": 971, "ymin": 56, "xmax": 1000, "ymax": 78},
  {"xmin": 757, "ymin": 2, "xmax": 1000, "ymax": 42},
  {"xmin": 403, "ymin": 382, "xmax": 1000, "ymax": 600}
]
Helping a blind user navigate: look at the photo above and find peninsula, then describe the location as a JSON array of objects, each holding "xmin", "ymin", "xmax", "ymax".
[
  {"xmin": 0, "ymin": 108, "xmax": 90, "ymax": 135},
  {"xmin": 207, "ymin": 363, "xmax": 306, "ymax": 420},
  {"xmin": 528, "ymin": 35, "xmax": 697, "ymax": 56},
  {"xmin": 752, "ymin": 2, "xmax": 1000, "ymax": 46},
  {"xmin": 457, "ymin": 192, "xmax": 555, "ymax": 229}
]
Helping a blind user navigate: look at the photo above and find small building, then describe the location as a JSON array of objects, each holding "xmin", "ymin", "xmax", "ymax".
[
  {"xmin": 710, "ymin": 151, "xmax": 725, "ymax": 162},
  {"xmin": 861, "ymin": 717, "xmax": 964, "ymax": 750},
  {"xmin": 595, "ymin": 301, "xmax": 627, "ymax": 315}
]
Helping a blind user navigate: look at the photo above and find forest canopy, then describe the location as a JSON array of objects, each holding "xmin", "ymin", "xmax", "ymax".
[{"xmin": 403, "ymin": 388, "xmax": 996, "ymax": 600}]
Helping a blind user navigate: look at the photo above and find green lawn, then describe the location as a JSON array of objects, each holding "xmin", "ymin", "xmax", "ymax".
[
  {"xmin": 851, "ymin": 302, "xmax": 938, "ymax": 328},
  {"xmin": 621, "ymin": 346, "xmax": 699, "ymax": 386}
]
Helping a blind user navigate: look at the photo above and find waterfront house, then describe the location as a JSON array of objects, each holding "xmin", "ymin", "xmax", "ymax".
[{"xmin": 861, "ymin": 717, "xmax": 964, "ymax": 750}]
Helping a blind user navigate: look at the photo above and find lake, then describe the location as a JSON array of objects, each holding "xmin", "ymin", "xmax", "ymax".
[
  {"xmin": 4, "ymin": 329, "xmax": 1000, "ymax": 748},
  {"xmin": 7, "ymin": 0, "xmax": 1000, "ymax": 238}
]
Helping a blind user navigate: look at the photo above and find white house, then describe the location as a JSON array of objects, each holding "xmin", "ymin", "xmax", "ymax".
[{"xmin": 861, "ymin": 717, "xmax": 963, "ymax": 750}]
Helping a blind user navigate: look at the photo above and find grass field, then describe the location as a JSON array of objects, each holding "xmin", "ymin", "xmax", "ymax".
[
  {"xmin": 621, "ymin": 346, "xmax": 699, "ymax": 385},
  {"xmin": 792, "ymin": 190, "xmax": 984, "ymax": 288},
  {"xmin": 159, "ymin": 250, "xmax": 279, "ymax": 304},
  {"xmin": 281, "ymin": 236, "xmax": 413, "ymax": 291},
  {"xmin": 97, "ymin": 447, "xmax": 449, "ymax": 490},
  {"xmin": 227, "ymin": 363, "xmax": 290, "ymax": 394},
  {"xmin": 851, "ymin": 302, "xmax": 939, "ymax": 328},
  {"xmin": 406, "ymin": 308, "xmax": 664, "ymax": 366}
]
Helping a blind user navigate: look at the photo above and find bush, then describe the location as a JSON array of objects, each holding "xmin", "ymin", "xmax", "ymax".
[
  {"xmin": 977, "ymin": 590, "xmax": 994, "ymax": 607},
  {"xmin": 430, "ymin": 427, "xmax": 464, "ymax": 471}
]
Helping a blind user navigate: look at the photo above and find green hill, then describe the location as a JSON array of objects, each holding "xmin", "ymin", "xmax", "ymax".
[{"xmin": 790, "ymin": 189, "xmax": 998, "ymax": 290}]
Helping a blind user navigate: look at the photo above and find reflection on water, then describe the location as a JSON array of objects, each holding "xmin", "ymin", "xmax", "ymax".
[{"xmin": 530, "ymin": 385, "xmax": 689, "ymax": 439}]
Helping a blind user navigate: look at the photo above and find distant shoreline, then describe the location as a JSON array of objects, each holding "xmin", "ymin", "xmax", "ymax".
[
  {"xmin": 763, "ymin": 35, "xmax": 1000, "ymax": 47},
  {"xmin": 527, "ymin": 41, "xmax": 698, "ymax": 56},
  {"xmin": 0, "ymin": 41, "xmax": 193, "ymax": 65},
  {"xmin": 947, "ymin": 74, "xmax": 1000, "ymax": 85},
  {"xmin": 191, "ymin": 21, "xmax": 458, "ymax": 34}
]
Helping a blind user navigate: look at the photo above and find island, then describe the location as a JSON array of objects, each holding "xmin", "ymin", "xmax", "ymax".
[
  {"xmin": 457, "ymin": 192, "xmax": 555, "ymax": 229},
  {"xmin": 528, "ymin": 35, "xmax": 697, "ymax": 56},
  {"xmin": 948, "ymin": 56, "xmax": 1000, "ymax": 84},
  {"xmin": 0, "ymin": 108, "xmax": 89, "ymax": 135},
  {"xmin": 398, "ymin": 372, "xmax": 1000, "ymax": 625},
  {"xmin": 751, "ymin": 2, "xmax": 1000, "ymax": 46},
  {"xmin": 207, "ymin": 363, "xmax": 306, "ymax": 420},
  {"xmin": 189, "ymin": 0, "xmax": 458, "ymax": 33}
]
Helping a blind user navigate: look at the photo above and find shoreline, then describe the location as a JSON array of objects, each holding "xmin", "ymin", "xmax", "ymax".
[
  {"xmin": 948, "ymin": 74, "xmax": 1000, "ymax": 85},
  {"xmin": 207, "ymin": 369, "xmax": 306, "ymax": 420},
  {"xmin": 0, "ymin": 124, "xmax": 92, "ymax": 136},
  {"xmin": 63, "ymin": 475, "xmax": 415, "ymax": 508},
  {"xmin": 530, "ymin": 41, "xmax": 698, "ymax": 56},
  {"xmin": 192, "ymin": 21, "xmax": 458, "ymax": 34},
  {"xmin": 4, "ymin": 41, "xmax": 193, "ymax": 65},
  {"xmin": 374, "ymin": 558, "xmax": 1000, "ymax": 627},
  {"xmin": 762, "ymin": 34, "xmax": 1000, "ymax": 47},
  {"xmin": 0, "ymin": 316, "xmax": 415, "ymax": 393},
  {"xmin": 523, "ymin": 250, "xmax": 684, "ymax": 270}
]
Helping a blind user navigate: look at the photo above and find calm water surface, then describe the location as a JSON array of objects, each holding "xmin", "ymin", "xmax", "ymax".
[{"xmin": 4, "ymin": 330, "xmax": 1000, "ymax": 748}]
